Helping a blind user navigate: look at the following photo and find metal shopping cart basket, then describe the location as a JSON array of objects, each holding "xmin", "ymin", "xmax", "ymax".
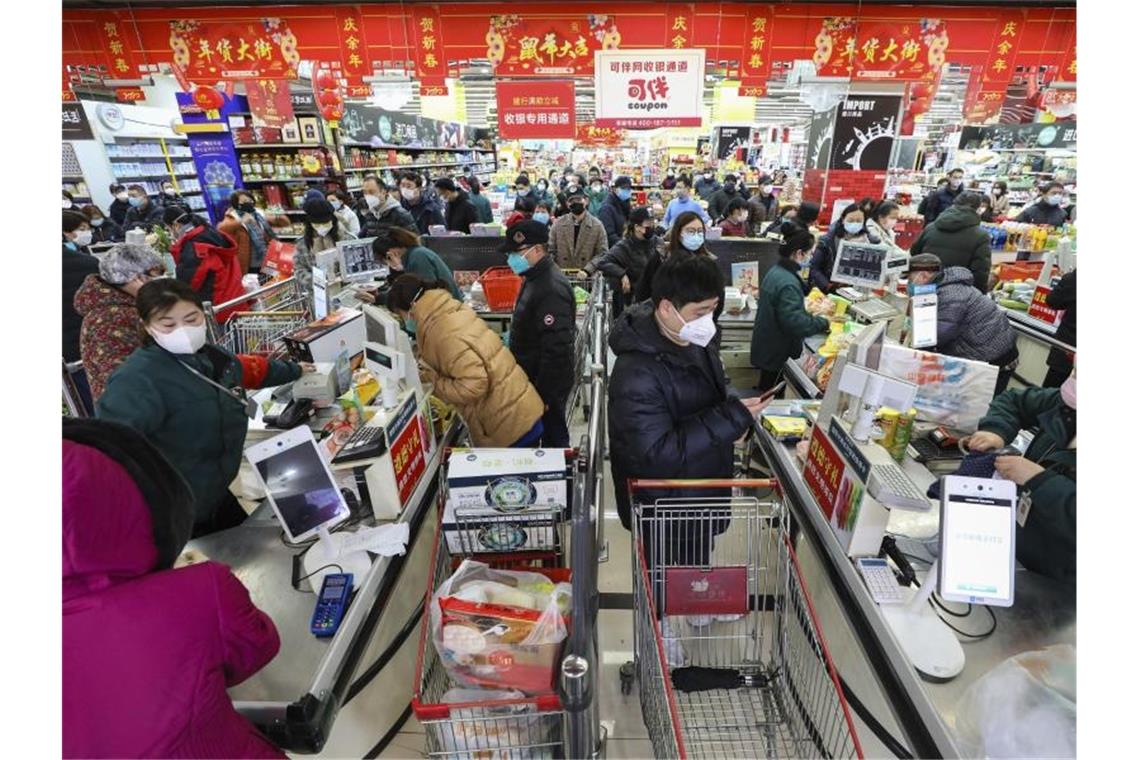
[
  {"xmin": 205, "ymin": 277, "xmax": 311, "ymax": 358},
  {"xmin": 629, "ymin": 479, "xmax": 864, "ymax": 760},
  {"xmin": 412, "ymin": 484, "xmax": 572, "ymax": 757}
]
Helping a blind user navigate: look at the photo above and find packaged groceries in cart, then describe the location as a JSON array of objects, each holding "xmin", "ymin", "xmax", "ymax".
[{"xmin": 628, "ymin": 479, "xmax": 864, "ymax": 760}]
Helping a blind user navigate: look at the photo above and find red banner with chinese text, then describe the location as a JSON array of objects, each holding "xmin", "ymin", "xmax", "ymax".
[
  {"xmin": 115, "ymin": 87, "xmax": 146, "ymax": 103},
  {"xmin": 411, "ymin": 5, "xmax": 447, "ymax": 80},
  {"xmin": 812, "ymin": 17, "xmax": 945, "ymax": 81},
  {"xmin": 665, "ymin": 4, "xmax": 695, "ymax": 51},
  {"xmin": 245, "ymin": 80, "xmax": 295, "ymax": 128},
  {"xmin": 1028, "ymin": 284, "xmax": 1063, "ymax": 327},
  {"xmin": 740, "ymin": 5, "xmax": 774, "ymax": 84},
  {"xmin": 497, "ymin": 80, "xmax": 576, "ymax": 139},
  {"xmin": 336, "ymin": 6, "xmax": 369, "ymax": 85},
  {"xmin": 419, "ymin": 83, "xmax": 450, "ymax": 97},
  {"xmin": 803, "ymin": 424, "xmax": 844, "ymax": 520},
  {"xmin": 575, "ymin": 125, "xmax": 626, "ymax": 146},
  {"xmin": 486, "ymin": 15, "xmax": 617, "ymax": 76},
  {"xmin": 391, "ymin": 413, "xmax": 427, "ymax": 506},
  {"xmin": 169, "ymin": 18, "xmax": 300, "ymax": 80}
]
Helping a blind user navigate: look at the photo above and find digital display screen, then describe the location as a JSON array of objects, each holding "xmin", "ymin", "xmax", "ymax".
[
  {"xmin": 322, "ymin": 584, "xmax": 344, "ymax": 601},
  {"xmin": 366, "ymin": 346, "xmax": 394, "ymax": 370},
  {"xmin": 255, "ymin": 440, "xmax": 348, "ymax": 539},
  {"xmin": 832, "ymin": 241, "xmax": 888, "ymax": 288},
  {"xmin": 941, "ymin": 493, "xmax": 1014, "ymax": 603},
  {"xmin": 339, "ymin": 237, "xmax": 384, "ymax": 281}
]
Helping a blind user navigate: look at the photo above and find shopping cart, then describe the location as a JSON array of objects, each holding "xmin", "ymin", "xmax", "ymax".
[
  {"xmin": 629, "ymin": 479, "xmax": 864, "ymax": 760},
  {"xmin": 205, "ymin": 277, "xmax": 311, "ymax": 359}
]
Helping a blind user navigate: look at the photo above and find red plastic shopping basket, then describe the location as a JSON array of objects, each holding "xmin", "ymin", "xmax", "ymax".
[{"xmin": 480, "ymin": 266, "xmax": 523, "ymax": 311}]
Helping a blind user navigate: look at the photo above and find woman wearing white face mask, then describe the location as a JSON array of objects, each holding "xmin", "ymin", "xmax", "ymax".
[
  {"xmin": 97, "ymin": 278, "xmax": 309, "ymax": 537},
  {"xmin": 751, "ymin": 224, "xmax": 835, "ymax": 392},
  {"xmin": 293, "ymin": 197, "xmax": 357, "ymax": 292},
  {"xmin": 807, "ymin": 203, "xmax": 880, "ymax": 293},
  {"xmin": 635, "ymin": 212, "xmax": 724, "ymax": 328}
]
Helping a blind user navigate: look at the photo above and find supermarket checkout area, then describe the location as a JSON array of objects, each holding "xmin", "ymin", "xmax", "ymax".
[{"xmin": 748, "ymin": 357, "xmax": 1076, "ymax": 756}]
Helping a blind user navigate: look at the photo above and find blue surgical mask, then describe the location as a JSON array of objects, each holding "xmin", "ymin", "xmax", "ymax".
[
  {"xmin": 404, "ymin": 318, "xmax": 418, "ymax": 334},
  {"xmin": 507, "ymin": 252, "xmax": 531, "ymax": 274},
  {"xmin": 1046, "ymin": 194, "xmax": 1063, "ymax": 206},
  {"xmin": 843, "ymin": 222, "xmax": 864, "ymax": 236},
  {"xmin": 617, "ymin": 188, "xmax": 632, "ymax": 201},
  {"xmin": 517, "ymin": 186, "xmax": 531, "ymax": 196},
  {"xmin": 128, "ymin": 196, "xmax": 144, "ymax": 208},
  {"xmin": 532, "ymin": 212, "xmax": 550, "ymax": 225},
  {"xmin": 681, "ymin": 231, "xmax": 705, "ymax": 251},
  {"xmin": 330, "ymin": 200, "xmax": 343, "ymax": 211}
]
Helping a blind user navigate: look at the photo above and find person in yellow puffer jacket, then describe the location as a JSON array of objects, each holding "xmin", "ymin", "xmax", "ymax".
[{"xmin": 386, "ymin": 273, "xmax": 545, "ymax": 447}]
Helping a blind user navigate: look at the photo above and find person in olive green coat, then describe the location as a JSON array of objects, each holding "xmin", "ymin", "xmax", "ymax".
[
  {"xmin": 909, "ymin": 191, "xmax": 993, "ymax": 293},
  {"xmin": 963, "ymin": 370, "xmax": 1077, "ymax": 584},
  {"xmin": 371, "ymin": 226, "xmax": 461, "ymax": 300},
  {"xmin": 97, "ymin": 278, "xmax": 307, "ymax": 537},
  {"xmin": 750, "ymin": 224, "xmax": 834, "ymax": 392}
]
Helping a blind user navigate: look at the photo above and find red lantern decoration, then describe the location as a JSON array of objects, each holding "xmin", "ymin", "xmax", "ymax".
[
  {"xmin": 318, "ymin": 89, "xmax": 343, "ymax": 109},
  {"xmin": 192, "ymin": 84, "xmax": 225, "ymax": 120},
  {"xmin": 316, "ymin": 71, "xmax": 338, "ymax": 91},
  {"xmin": 320, "ymin": 104, "xmax": 344, "ymax": 122}
]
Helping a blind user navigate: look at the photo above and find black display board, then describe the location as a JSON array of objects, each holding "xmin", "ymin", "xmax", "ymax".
[
  {"xmin": 715, "ymin": 126, "xmax": 752, "ymax": 160},
  {"xmin": 959, "ymin": 121, "xmax": 1076, "ymax": 151},
  {"xmin": 339, "ymin": 103, "xmax": 483, "ymax": 149},
  {"xmin": 62, "ymin": 103, "xmax": 93, "ymax": 140},
  {"xmin": 829, "ymin": 95, "xmax": 902, "ymax": 171},
  {"xmin": 807, "ymin": 107, "xmax": 836, "ymax": 170}
]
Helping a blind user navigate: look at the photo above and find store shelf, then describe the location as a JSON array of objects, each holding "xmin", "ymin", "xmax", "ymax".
[
  {"xmin": 242, "ymin": 177, "xmax": 336, "ymax": 184},
  {"xmin": 347, "ymin": 144, "xmax": 495, "ymax": 154},
  {"xmin": 234, "ymin": 143, "xmax": 329, "ymax": 150},
  {"xmin": 343, "ymin": 162, "xmax": 497, "ymax": 173}
]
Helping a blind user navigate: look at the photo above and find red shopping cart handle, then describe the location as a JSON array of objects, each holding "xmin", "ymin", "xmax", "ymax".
[{"xmin": 628, "ymin": 478, "xmax": 777, "ymax": 490}]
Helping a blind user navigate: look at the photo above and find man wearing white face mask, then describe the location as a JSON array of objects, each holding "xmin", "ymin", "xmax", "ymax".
[
  {"xmin": 962, "ymin": 363, "xmax": 1077, "ymax": 583},
  {"xmin": 398, "ymin": 171, "xmax": 445, "ymax": 235},
  {"xmin": 98, "ymin": 278, "xmax": 309, "ymax": 537},
  {"xmin": 747, "ymin": 175, "xmax": 780, "ymax": 236},
  {"xmin": 1016, "ymin": 181, "xmax": 1069, "ymax": 228},
  {"xmin": 353, "ymin": 176, "xmax": 414, "ymax": 237},
  {"xmin": 108, "ymin": 183, "xmax": 131, "ymax": 226},
  {"xmin": 923, "ymin": 167, "xmax": 965, "ymax": 224},
  {"xmin": 608, "ymin": 256, "xmax": 769, "ymax": 630}
]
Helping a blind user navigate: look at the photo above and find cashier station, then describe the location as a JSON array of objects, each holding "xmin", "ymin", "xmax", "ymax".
[
  {"xmin": 185, "ymin": 295, "xmax": 459, "ymax": 754},
  {"xmin": 746, "ymin": 323, "xmax": 1074, "ymax": 757}
]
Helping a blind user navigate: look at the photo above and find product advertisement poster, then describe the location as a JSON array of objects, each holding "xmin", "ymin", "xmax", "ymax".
[
  {"xmin": 829, "ymin": 95, "xmax": 902, "ymax": 170},
  {"xmin": 594, "ymin": 48, "xmax": 705, "ymax": 129},
  {"xmin": 245, "ymin": 79, "xmax": 295, "ymax": 128},
  {"xmin": 714, "ymin": 126, "xmax": 752, "ymax": 160},
  {"xmin": 338, "ymin": 103, "xmax": 482, "ymax": 148},
  {"xmin": 496, "ymin": 80, "xmax": 576, "ymax": 139}
]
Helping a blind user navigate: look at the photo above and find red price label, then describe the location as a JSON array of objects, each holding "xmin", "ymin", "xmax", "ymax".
[
  {"xmin": 391, "ymin": 414, "xmax": 426, "ymax": 505},
  {"xmin": 1027, "ymin": 284, "xmax": 1062, "ymax": 327},
  {"xmin": 115, "ymin": 87, "xmax": 146, "ymax": 103},
  {"xmin": 802, "ymin": 424, "xmax": 844, "ymax": 519}
]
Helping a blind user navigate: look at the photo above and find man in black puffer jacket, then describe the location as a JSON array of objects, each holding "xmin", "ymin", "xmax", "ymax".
[
  {"xmin": 584, "ymin": 207, "xmax": 659, "ymax": 317},
  {"xmin": 608, "ymin": 256, "xmax": 767, "ymax": 532},
  {"xmin": 596, "ymin": 176, "xmax": 633, "ymax": 246},
  {"xmin": 910, "ymin": 191, "xmax": 992, "ymax": 292}
]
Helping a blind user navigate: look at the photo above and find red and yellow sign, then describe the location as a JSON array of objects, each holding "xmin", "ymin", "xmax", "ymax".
[
  {"xmin": 575, "ymin": 124, "xmax": 625, "ymax": 147},
  {"xmin": 803, "ymin": 424, "xmax": 845, "ymax": 520},
  {"xmin": 486, "ymin": 14, "xmax": 619, "ymax": 76},
  {"xmin": 245, "ymin": 79, "xmax": 294, "ymax": 128},
  {"xmin": 335, "ymin": 5, "xmax": 368, "ymax": 85},
  {"xmin": 740, "ymin": 4, "xmax": 773, "ymax": 85},
  {"xmin": 419, "ymin": 83, "xmax": 449, "ymax": 97},
  {"xmin": 1028, "ymin": 284, "xmax": 1063, "ymax": 327},
  {"xmin": 115, "ymin": 87, "xmax": 146, "ymax": 103},
  {"xmin": 170, "ymin": 18, "xmax": 300, "ymax": 80},
  {"xmin": 496, "ymin": 80, "xmax": 576, "ymax": 139},
  {"xmin": 411, "ymin": 5, "xmax": 446, "ymax": 80},
  {"xmin": 813, "ymin": 16, "xmax": 945, "ymax": 81}
]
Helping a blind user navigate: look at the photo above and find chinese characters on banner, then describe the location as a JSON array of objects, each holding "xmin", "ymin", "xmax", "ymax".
[
  {"xmin": 594, "ymin": 48, "xmax": 705, "ymax": 129},
  {"xmin": 968, "ymin": 11, "xmax": 1025, "ymax": 123},
  {"xmin": 386, "ymin": 395, "xmax": 427, "ymax": 506},
  {"xmin": 739, "ymin": 4, "xmax": 773, "ymax": 92},
  {"xmin": 245, "ymin": 79, "xmax": 295, "ymax": 128},
  {"xmin": 496, "ymin": 80, "xmax": 576, "ymax": 139},
  {"xmin": 100, "ymin": 17, "xmax": 140, "ymax": 77},
  {"xmin": 665, "ymin": 4, "xmax": 694, "ymax": 51},
  {"xmin": 1027, "ymin": 284, "xmax": 1063, "ymax": 327},
  {"xmin": 486, "ymin": 14, "xmax": 619, "ymax": 76},
  {"xmin": 169, "ymin": 18, "xmax": 301, "ymax": 80},
  {"xmin": 813, "ymin": 17, "xmax": 945, "ymax": 81},
  {"xmin": 412, "ymin": 5, "xmax": 447, "ymax": 84},
  {"xmin": 575, "ymin": 125, "xmax": 626, "ymax": 146},
  {"xmin": 335, "ymin": 6, "xmax": 368, "ymax": 85},
  {"xmin": 803, "ymin": 424, "xmax": 845, "ymax": 520}
]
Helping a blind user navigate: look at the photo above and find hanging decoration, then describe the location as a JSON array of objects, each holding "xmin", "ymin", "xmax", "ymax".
[{"xmin": 192, "ymin": 84, "xmax": 226, "ymax": 119}]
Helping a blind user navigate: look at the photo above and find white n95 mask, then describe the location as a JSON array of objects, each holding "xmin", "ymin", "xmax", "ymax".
[{"xmin": 150, "ymin": 323, "xmax": 207, "ymax": 355}]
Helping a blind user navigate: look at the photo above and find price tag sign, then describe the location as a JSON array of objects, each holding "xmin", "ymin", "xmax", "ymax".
[
  {"xmin": 910, "ymin": 283, "xmax": 938, "ymax": 348},
  {"xmin": 1027, "ymin": 284, "xmax": 1063, "ymax": 327},
  {"xmin": 803, "ymin": 424, "xmax": 845, "ymax": 520}
]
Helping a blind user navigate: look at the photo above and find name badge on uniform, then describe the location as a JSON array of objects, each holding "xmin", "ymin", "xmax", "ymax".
[{"xmin": 1017, "ymin": 491, "xmax": 1033, "ymax": 528}]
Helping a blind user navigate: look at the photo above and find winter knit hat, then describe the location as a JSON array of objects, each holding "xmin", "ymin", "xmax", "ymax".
[
  {"xmin": 99, "ymin": 243, "xmax": 165, "ymax": 285},
  {"xmin": 303, "ymin": 197, "xmax": 336, "ymax": 223},
  {"xmin": 304, "ymin": 188, "xmax": 327, "ymax": 204}
]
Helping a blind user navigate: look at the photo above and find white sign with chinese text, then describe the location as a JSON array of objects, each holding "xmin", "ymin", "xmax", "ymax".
[{"xmin": 594, "ymin": 48, "xmax": 705, "ymax": 129}]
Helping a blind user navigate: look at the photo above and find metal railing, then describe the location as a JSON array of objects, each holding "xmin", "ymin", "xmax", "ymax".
[{"xmin": 204, "ymin": 276, "xmax": 311, "ymax": 359}]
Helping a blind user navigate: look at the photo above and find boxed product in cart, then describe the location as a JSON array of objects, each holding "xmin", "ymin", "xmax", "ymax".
[
  {"xmin": 447, "ymin": 449, "xmax": 569, "ymax": 512},
  {"xmin": 441, "ymin": 499, "xmax": 566, "ymax": 555}
]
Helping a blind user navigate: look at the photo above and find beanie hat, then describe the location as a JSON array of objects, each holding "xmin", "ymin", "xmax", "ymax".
[
  {"xmin": 99, "ymin": 243, "xmax": 165, "ymax": 285},
  {"xmin": 908, "ymin": 253, "xmax": 943, "ymax": 273},
  {"xmin": 303, "ymin": 188, "xmax": 326, "ymax": 204},
  {"xmin": 303, "ymin": 197, "xmax": 336, "ymax": 223},
  {"xmin": 629, "ymin": 207, "xmax": 653, "ymax": 226}
]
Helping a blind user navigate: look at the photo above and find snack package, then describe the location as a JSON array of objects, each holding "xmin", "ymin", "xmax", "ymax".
[
  {"xmin": 432, "ymin": 560, "xmax": 571, "ymax": 694},
  {"xmin": 437, "ymin": 687, "xmax": 556, "ymax": 759}
]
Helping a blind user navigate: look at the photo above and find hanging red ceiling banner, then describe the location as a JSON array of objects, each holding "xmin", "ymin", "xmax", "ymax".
[
  {"xmin": 245, "ymin": 79, "xmax": 295, "ymax": 128},
  {"xmin": 336, "ymin": 6, "xmax": 369, "ymax": 85},
  {"xmin": 496, "ymin": 80, "xmax": 576, "ymax": 139},
  {"xmin": 485, "ymin": 14, "xmax": 620, "ymax": 76},
  {"xmin": 169, "ymin": 18, "xmax": 301, "ymax": 80},
  {"xmin": 411, "ymin": 5, "xmax": 447, "ymax": 81},
  {"xmin": 98, "ymin": 14, "xmax": 144, "ymax": 78},
  {"xmin": 665, "ymin": 4, "xmax": 695, "ymax": 51},
  {"xmin": 575, "ymin": 124, "xmax": 625, "ymax": 147},
  {"xmin": 811, "ymin": 16, "xmax": 945, "ymax": 81},
  {"xmin": 740, "ymin": 4, "xmax": 774, "ymax": 84}
]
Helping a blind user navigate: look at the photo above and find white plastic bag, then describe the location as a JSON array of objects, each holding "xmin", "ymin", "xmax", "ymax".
[
  {"xmin": 952, "ymin": 644, "xmax": 1076, "ymax": 759},
  {"xmin": 437, "ymin": 687, "xmax": 552, "ymax": 759},
  {"xmin": 431, "ymin": 559, "xmax": 571, "ymax": 694},
  {"xmin": 878, "ymin": 345, "xmax": 998, "ymax": 432}
]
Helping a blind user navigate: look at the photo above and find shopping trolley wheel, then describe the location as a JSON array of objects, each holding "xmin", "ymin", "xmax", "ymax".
[{"xmin": 619, "ymin": 660, "xmax": 635, "ymax": 696}]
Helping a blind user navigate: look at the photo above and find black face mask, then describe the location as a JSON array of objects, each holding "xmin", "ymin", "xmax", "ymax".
[
  {"xmin": 238, "ymin": 202, "xmax": 256, "ymax": 214},
  {"xmin": 569, "ymin": 202, "xmax": 587, "ymax": 215}
]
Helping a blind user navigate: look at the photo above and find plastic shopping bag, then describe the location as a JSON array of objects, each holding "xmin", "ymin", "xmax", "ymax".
[
  {"xmin": 952, "ymin": 644, "xmax": 1076, "ymax": 759},
  {"xmin": 437, "ymin": 687, "xmax": 554, "ymax": 759},
  {"xmin": 878, "ymin": 345, "xmax": 998, "ymax": 432},
  {"xmin": 261, "ymin": 239, "xmax": 295, "ymax": 277},
  {"xmin": 431, "ymin": 559, "xmax": 571, "ymax": 694}
]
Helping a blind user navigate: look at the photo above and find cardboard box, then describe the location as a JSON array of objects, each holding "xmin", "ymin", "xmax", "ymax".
[
  {"xmin": 441, "ymin": 499, "xmax": 565, "ymax": 555},
  {"xmin": 447, "ymin": 449, "xmax": 568, "ymax": 513},
  {"xmin": 283, "ymin": 308, "xmax": 366, "ymax": 367}
]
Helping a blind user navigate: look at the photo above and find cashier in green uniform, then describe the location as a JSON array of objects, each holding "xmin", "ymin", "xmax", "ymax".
[
  {"xmin": 750, "ymin": 222, "xmax": 834, "ymax": 392},
  {"xmin": 963, "ymin": 365, "xmax": 1077, "ymax": 583}
]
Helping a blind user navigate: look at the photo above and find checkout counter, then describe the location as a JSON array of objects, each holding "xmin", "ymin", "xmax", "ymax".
[{"xmin": 750, "ymin": 385, "xmax": 1075, "ymax": 756}]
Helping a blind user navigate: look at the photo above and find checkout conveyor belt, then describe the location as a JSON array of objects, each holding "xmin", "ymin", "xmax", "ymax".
[{"xmin": 187, "ymin": 419, "xmax": 462, "ymax": 754}]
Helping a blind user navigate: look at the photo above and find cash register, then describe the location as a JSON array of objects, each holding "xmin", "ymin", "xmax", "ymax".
[{"xmin": 830, "ymin": 240, "xmax": 900, "ymax": 324}]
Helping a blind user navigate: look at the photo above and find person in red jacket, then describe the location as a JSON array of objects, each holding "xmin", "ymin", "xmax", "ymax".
[
  {"xmin": 164, "ymin": 205, "xmax": 248, "ymax": 321},
  {"xmin": 63, "ymin": 417, "xmax": 283, "ymax": 758}
]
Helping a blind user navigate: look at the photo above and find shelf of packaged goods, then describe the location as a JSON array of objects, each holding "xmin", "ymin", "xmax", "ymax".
[
  {"xmin": 345, "ymin": 144, "xmax": 495, "ymax": 153},
  {"xmin": 343, "ymin": 162, "xmax": 497, "ymax": 173},
  {"xmin": 234, "ymin": 143, "xmax": 330, "ymax": 150},
  {"xmin": 107, "ymin": 154, "xmax": 178, "ymax": 160},
  {"xmin": 113, "ymin": 174, "xmax": 198, "ymax": 181},
  {"xmin": 241, "ymin": 177, "xmax": 338, "ymax": 184}
]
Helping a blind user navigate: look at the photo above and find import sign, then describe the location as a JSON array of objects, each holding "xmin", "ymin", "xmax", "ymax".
[
  {"xmin": 496, "ymin": 80, "xmax": 576, "ymax": 139},
  {"xmin": 594, "ymin": 48, "xmax": 704, "ymax": 129}
]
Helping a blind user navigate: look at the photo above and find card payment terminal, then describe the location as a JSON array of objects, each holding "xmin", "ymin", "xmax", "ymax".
[{"xmin": 311, "ymin": 573, "xmax": 353, "ymax": 637}]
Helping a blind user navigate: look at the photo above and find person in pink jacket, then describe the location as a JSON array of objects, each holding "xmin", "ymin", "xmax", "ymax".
[{"xmin": 63, "ymin": 418, "xmax": 284, "ymax": 759}]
